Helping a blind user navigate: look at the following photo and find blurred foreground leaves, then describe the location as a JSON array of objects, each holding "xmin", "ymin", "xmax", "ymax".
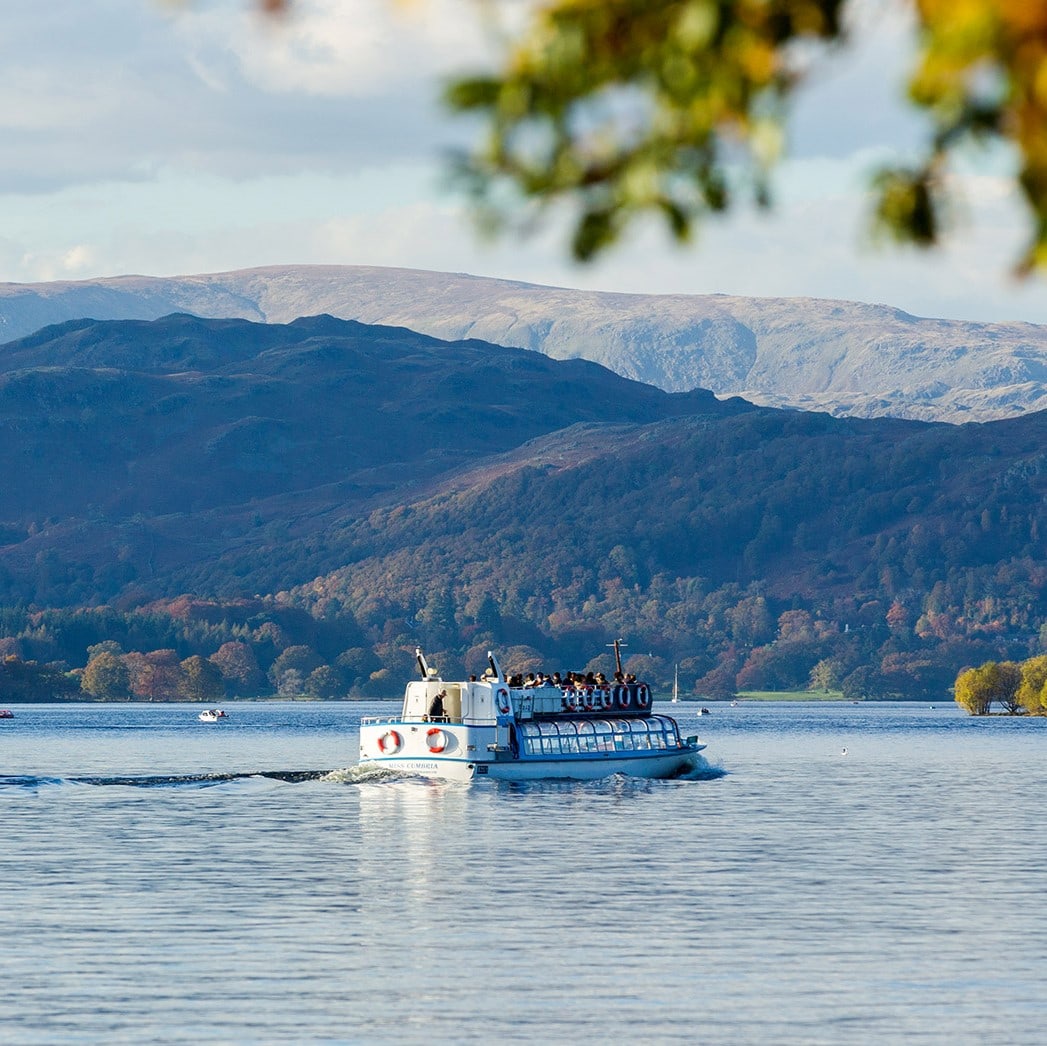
[{"xmin": 253, "ymin": 0, "xmax": 1047, "ymax": 270}]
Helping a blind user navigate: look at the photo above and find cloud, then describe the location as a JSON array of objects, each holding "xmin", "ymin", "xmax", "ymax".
[
  {"xmin": 0, "ymin": 0, "xmax": 1044, "ymax": 328},
  {"xmin": 0, "ymin": 0, "xmax": 481, "ymax": 193},
  {"xmin": 221, "ymin": 0, "xmax": 489, "ymax": 97}
]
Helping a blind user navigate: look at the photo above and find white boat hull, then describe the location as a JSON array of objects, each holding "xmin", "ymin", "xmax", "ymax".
[{"xmin": 358, "ymin": 716, "xmax": 704, "ymax": 782}]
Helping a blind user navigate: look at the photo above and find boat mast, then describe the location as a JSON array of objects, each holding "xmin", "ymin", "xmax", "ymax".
[
  {"xmin": 609, "ymin": 638, "xmax": 626, "ymax": 677},
  {"xmin": 416, "ymin": 648, "xmax": 432, "ymax": 681},
  {"xmin": 487, "ymin": 651, "xmax": 506, "ymax": 683}
]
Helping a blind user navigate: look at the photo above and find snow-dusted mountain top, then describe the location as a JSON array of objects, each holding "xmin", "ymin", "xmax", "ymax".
[{"xmin": 1, "ymin": 263, "xmax": 1044, "ymax": 422}]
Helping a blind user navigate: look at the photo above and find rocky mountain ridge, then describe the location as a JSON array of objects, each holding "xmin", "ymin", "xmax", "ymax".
[{"xmin": 2, "ymin": 264, "xmax": 1045, "ymax": 422}]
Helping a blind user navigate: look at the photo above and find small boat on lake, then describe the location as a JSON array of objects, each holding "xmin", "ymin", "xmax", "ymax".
[
  {"xmin": 0, "ymin": 709, "xmax": 13, "ymax": 719},
  {"xmin": 198, "ymin": 709, "xmax": 228, "ymax": 722},
  {"xmin": 358, "ymin": 644, "xmax": 706, "ymax": 782}
]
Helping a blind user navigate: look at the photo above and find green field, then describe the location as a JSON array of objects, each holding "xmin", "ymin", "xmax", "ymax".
[{"xmin": 733, "ymin": 690, "xmax": 846, "ymax": 702}]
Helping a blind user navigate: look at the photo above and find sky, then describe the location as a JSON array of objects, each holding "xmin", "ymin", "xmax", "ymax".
[{"xmin": 2, "ymin": 0, "xmax": 1046, "ymax": 324}]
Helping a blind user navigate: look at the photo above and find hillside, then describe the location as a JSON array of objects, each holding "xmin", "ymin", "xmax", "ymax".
[
  {"xmin": 3, "ymin": 312, "xmax": 1047, "ymax": 702},
  {"xmin": 0, "ymin": 312, "xmax": 741, "ymax": 607},
  {"xmin": 2, "ymin": 265, "xmax": 1047, "ymax": 422}
]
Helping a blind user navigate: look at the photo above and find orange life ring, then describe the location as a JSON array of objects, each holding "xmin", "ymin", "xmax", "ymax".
[
  {"xmin": 636, "ymin": 684, "xmax": 651, "ymax": 709},
  {"xmin": 427, "ymin": 727, "xmax": 447, "ymax": 753},
  {"xmin": 378, "ymin": 729, "xmax": 403, "ymax": 754},
  {"xmin": 496, "ymin": 687, "xmax": 511, "ymax": 714}
]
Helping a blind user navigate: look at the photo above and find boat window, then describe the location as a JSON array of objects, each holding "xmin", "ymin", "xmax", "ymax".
[{"xmin": 516, "ymin": 715, "xmax": 681, "ymax": 758}]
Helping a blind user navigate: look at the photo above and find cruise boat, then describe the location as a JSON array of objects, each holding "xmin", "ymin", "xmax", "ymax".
[{"xmin": 358, "ymin": 646, "xmax": 706, "ymax": 782}]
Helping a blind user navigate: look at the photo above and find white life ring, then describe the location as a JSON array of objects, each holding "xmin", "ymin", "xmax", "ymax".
[
  {"xmin": 427, "ymin": 727, "xmax": 447, "ymax": 753},
  {"xmin": 562, "ymin": 688, "xmax": 576, "ymax": 712},
  {"xmin": 636, "ymin": 684, "xmax": 651, "ymax": 709},
  {"xmin": 617, "ymin": 685, "xmax": 632, "ymax": 709},
  {"xmin": 496, "ymin": 687, "xmax": 511, "ymax": 714},
  {"xmin": 599, "ymin": 687, "xmax": 613, "ymax": 710},
  {"xmin": 378, "ymin": 729, "xmax": 403, "ymax": 754},
  {"xmin": 583, "ymin": 686, "xmax": 595, "ymax": 711}
]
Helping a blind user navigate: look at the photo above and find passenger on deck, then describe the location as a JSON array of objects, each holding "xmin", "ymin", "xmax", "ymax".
[
  {"xmin": 551, "ymin": 672, "xmax": 563, "ymax": 686},
  {"xmin": 427, "ymin": 690, "xmax": 446, "ymax": 720}
]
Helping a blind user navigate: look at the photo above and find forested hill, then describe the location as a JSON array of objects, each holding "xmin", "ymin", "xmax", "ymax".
[
  {"xmin": 4, "ymin": 311, "xmax": 1047, "ymax": 701},
  {"xmin": 0, "ymin": 311, "xmax": 745, "ymax": 605}
]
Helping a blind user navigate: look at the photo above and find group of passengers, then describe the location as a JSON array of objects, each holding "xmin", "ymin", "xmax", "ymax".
[{"xmin": 505, "ymin": 670, "xmax": 639, "ymax": 690}]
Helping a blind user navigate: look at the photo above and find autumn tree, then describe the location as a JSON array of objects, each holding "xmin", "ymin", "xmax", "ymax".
[
  {"xmin": 126, "ymin": 649, "xmax": 184, "ymax": 701},
  {"xmin": 305, "ymin": 664, "xmax": 344, "ymax": 699},
  {"xmin": 954, "ymin": 664, "xmax": 993, "ymax": 715},
  {"xmin": 179, "ymin": 655, "xmax": 225, "ymax": 704},
  {"xmin": 726, "ymin": 595, "xmax": 775, "ymax": 647},
  {"xmin": 809, "ymin": 658, "xmax": 839, "ymax": 693},
  {"xmin": 210, "ymin": 641, "xmax": 264, "ymax": 696},
  {"xmin": 81, "ymin": 651, "xmax": 132, "ymax": 701},
  {"xmin": 954, "ymin": 660, "xmax": 1021, "ymax": 716},
  {"xmin": 695, "ymin": 655, "xmax": 740, "ymax": 701},
  {"xmin": 268, "ymin": 645, "xmax": 323, "ymax": 693},
  {"xmin": 995, "ymin": 661, "xmax": 1025, "ymax": 715},
  {"xmin": 276, "ymin": 668, "xmax": 305, "ymax": 697},
  {"xmin": 335, "ymin": 646, "xmax": 381, "ymax": 691},
  {"xmin": 1016, "ymin": 654, "xmax": 1047, "ymax": 714},
  {"xmin": 86, "ymin": 640, "xmax": 123, "ymax": 660}
]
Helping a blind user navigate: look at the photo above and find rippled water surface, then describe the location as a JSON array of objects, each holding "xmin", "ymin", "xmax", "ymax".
[{"xmin": 3, "ymin": 700, "xmax": 1047, "ymax": 1044}]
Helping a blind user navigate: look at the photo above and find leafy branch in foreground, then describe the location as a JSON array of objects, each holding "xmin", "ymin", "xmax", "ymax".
[
  {"xmin": 444, "ymin": 0, "xmax": 847, "ymax": 260},
  {"xmin": 249, "ymin": 0, "xmax": 1047, "ymax": 271},
  {"xmin": 445, "ymin": 0, "xmax": 1047, "ymax": 270}
]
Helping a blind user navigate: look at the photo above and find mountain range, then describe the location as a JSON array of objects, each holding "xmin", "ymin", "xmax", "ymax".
[{"xmin": 2, "ymin": 264, "xmax": 1047, "ymax": 422}]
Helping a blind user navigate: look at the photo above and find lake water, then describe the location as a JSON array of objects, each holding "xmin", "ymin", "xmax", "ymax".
[{"xmin": 3, "ymin": 700, "xmax": 1046, "ymax": 1044}]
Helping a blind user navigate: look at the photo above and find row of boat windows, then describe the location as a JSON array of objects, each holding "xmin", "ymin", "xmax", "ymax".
[{"xmin": 517, "ymin": 716, "xmax": 681, "ymax": 757}]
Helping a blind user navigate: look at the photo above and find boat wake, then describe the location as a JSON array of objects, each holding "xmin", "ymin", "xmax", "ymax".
[
  {"xmin": 1, "ymin": 758, "xmax": 725, "ymax": 791},
  {"xmin": 676, "ymin": 757, "xmax": 727, "ymax": 781},
  {"xmin": 0, "ymin": 770, "xmax": 333, "ymax": 791},
  {"xmin": 320, "ymin": 764, "xmax": 407, "ymax": 784}
]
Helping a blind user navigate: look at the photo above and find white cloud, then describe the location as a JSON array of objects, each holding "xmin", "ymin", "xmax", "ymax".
[{"xmin": 176, "ymin": 0, "xmax": 492, "ymax": 98}]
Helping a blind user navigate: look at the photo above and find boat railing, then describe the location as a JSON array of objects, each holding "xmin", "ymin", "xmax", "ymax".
[{"xmin": 361, "ymin": 714, "xmax": 457, "ymax": 725}]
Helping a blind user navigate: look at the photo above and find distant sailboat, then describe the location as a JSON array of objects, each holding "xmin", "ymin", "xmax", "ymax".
[{"xmin": 672, "ymin": 664, "xmax": 679, "ymax": 703}]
